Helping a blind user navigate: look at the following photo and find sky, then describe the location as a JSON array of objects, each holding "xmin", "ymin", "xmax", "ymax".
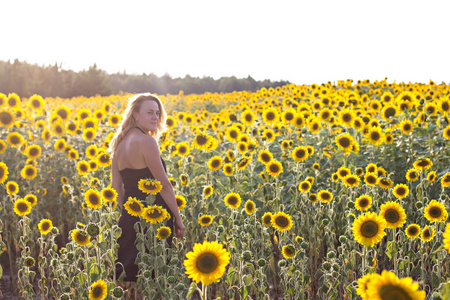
[{"xmin": 1, "ymin": 0, "xmax": 450, "ymax": 85}]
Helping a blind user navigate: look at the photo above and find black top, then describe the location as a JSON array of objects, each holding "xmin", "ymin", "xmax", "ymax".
[{"xmin": 115, "ymin": 127, "xmax": 173, "ymax": 282}]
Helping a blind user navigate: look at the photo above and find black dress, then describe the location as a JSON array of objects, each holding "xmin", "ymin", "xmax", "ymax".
[{"xmin": 115, "ymin": 130, "xmax": 174, "ymax": 282}]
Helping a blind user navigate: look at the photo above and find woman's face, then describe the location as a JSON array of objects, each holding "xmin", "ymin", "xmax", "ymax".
[{"xmin": 134, "ymin": 100, "xmax": 160, "ymax": 132}]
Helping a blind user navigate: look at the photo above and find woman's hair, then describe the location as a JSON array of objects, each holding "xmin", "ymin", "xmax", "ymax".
[{"xmin": 109, "ymin": 93, "xmax": 167, "ymax": 157}]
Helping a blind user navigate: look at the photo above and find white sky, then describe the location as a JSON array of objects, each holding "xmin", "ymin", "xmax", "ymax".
[{"xmin": 1, "ymin": 0, "xmax": 449, "ymax": 85}]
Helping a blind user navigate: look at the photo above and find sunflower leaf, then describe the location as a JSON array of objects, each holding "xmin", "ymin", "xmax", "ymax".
[
  {"xmin": 385, "ymin": 241, "xmax": 398, "ymax": 260},
  {"xmin": 226, "ymin": 267, "xmax": 238, "ymax": 285},
  {"xmin": 441, "ymin": 282, "xmax": 450, "ymax": 300}
]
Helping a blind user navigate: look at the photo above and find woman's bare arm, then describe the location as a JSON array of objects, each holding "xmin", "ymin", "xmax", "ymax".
[{"xmin": 111, "ymin": 156, "xmax": 124, "ymax": 208}]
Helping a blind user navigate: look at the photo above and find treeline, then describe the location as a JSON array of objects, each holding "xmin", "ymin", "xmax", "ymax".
[{"xmin": 0, "ymin": 59, "xmax": 289, "ymax": 98}]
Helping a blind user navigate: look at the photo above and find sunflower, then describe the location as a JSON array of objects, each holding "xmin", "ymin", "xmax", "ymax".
[
  {"xmin": 208, "ymin": 156, "xmax": 223, "ymax": 171},
  {"xmin": 241, "ymin": 110, "xmax": 256, "ymax": 126},
  {"xmin": 352, "ymin": 212, "xmax": 386, "ymax": 247},
  {"xmin": 192, "ymin": 133, "xmax": 211, "ymax": 151},
  {"xmin": 266, "ymin": 160, "xmax": 283, "ymax": 177},
  {"xmin": 262, "ymin": 107, "xmax": 279, "ymax": 124},
  {"xmin": 225, "ymin": 126, "xmax": 240, "ymax": 142},
  {"xmin": 379, "ymin": 201, "xmax": 407, "ymax": 229},
  {"xmin": 84, "ymin": 189, "xmax": 102, "ymax": 210},
  {"xmin": 385, "ymin": 133, "xmax": 394, "ymax": 144},
  {"xmin": 293, "ymin": 113, "xmax": 305, "ymax": 128},
  {"xmin": 96, "ymin": 152, "xmax": 111, "ymax": 167},
  {"xmin": 7, "ymin": 132, "xmax": 24, "ymax": 148},
  {"xmin": 28, "ymin": 94, "xmax": 45, "ymax": 111},
  {"xmin": 421, "ymin": 225, "xmax": 435, "ymax": 242},
  {"xmin": 14, "ymin": 198, "xmax": 32, "ymax": 216},
  {"xmin": 405, "ymin": 224, "xmax": 421, "ymax": 239},
  {"xmin": 405, "ymin": 168, "xmax": 419, "ymax": 182},
  {"xmin": 0, "ymin": 109, "xmax": 15, "ymax": 128},
  {"xmin": 355, "ymin": 194, "xmax": 372, "ymax": 212},
  {"xmin": 282, "ymin": 245, "xmax": 295, "ymax": 259},
  {"xmin": 156, "ymin": 226, "xmax": 172, "ymax": 240},
  {"xmin": 367, "ymin": 127, "xmax": 385, "ymax": 146},
  {"xmin": 203, "ymin": 185, "xmax": 213, "ymax": 198},
  {"xmin": 222, "ymin": 163, "xmax": 233, "ymax": 176},
  {"xmin": 170, "ymin": 194, "xmax": 186, "ymax": 211},
  {"xmin": 198, "ymin": 215, "xmax": 213, "ymax": 227},
  {"xmin": 271, "ymin": 211, "xmax": 293, "ymax": 232},
  {"xmin": 54, "ymin": 139, "xmax": 66, "ymax": 152},
  {"xmin": 364, "ymin": 173, "xmax": 378, "ymax": 186},
  {"xmin": 339, "ymin": 109, "xmax": 354, "ymax": 127},
  {"xmin": 38, "ymin": 219, "xmax": 53, "ymax": 235},
  {"xmin": 0, "ymin": 140, "xmax": 7, "ymax": 154},
  {"xmin": 176, "ymin": 141, "xmax": 190, "ymax": 156},
  {"xmin": 298, "ymin": 180, "xmax": 312, "ymax": 193},
  {"xmin": 142, "ymin": 205, "xmax": 169, "ymax": 224},
  {"xmin": 138, "ymin": 178, "xmax": 163, "ymax": 195},
  {"xmin": 318, "ymin": 190, "xmax": 333, "ymax": 203},
  {"xmin": 426, "ymin": 171, "xmax": 436, "ymax": 182},
  {"xmin": 443, "ymin": 125, "xmax": 450, "ymax": 140},
  {"xmin": 68, "ymin": 149, "xmax": 79, "ymax": 161},
  {"xmin": 82, "ymin": 128, "xmax": 96, "ymax": 142},
  {"xmin": 335, "ymin": 133, "xmax": 355, "ymax": 153},
  {"xmin": 88, "ymin": 279, "xmax": 107, "ymax": 300},
  {"xmin": 6, "ymin": 181, "xmax": 19, "ymax": 195},
  {"xmin": 180, "ymin": 174, "xmax": 189, "ymax": 186},
  {"xmin": 424, "ymin": 199, "xmax": 448, "ymax": 222},
  {"xmin": 262, "ymin": 128, "xmax": 276, "ymax": 142},
  {"xmin": 399, "ymin": 119, "xmax": 414, "ymax": 135},
  {"xmin": 184, "ymin": 240, "xmax": 230, "ymax": 285},
  {"xmin": 76, "ymin": 160, "xmax": 90, "ymax": 176},
  {"xmin": 71, "ymin": 229, "xmax": 91, "ymax": 246},
  {"xmin": 236, "ymin": 156, "xmax": 251, "ymax": 171},
  {"xmin": 331, "ymin": 172, "xmax": 339, "ymax": 182},
  {"xmin": 22, "ymin": 195, "xmax": 37, "ymax": 207},
  {"xmin": 441, "ymin": 173, "xmax": 450, "ymax": 187},
  {"xmin": 411, "ymin": 159, "xmax": 432, "ymax": 173},
  {"xmin": 0, "ymin": 162, "xmax": 9, "ymax": 184},
  {"xmin": 343, "ymin": 174, "xmax": 360, "ymax": 188},
  {"xmin": 258, "ymin": 149, "xmax": 273, "ymax": 165},
  {"xmin": 244, "ymin": 200, "xmax": 255, "ymax": 215},
  {"xmin": 262, "ymin": 212, "xmax": 273, "ymax": 226},
  {"xmin": 292, "ymin": 146, "xmax": 308, "ymax": 162},
  {"xmin": 357, "ymin": 272, "xmax": 380, "ymax": 300},
  {"xmin": 443, "ymin": 223, "xmax": 450, "ymax": 253},
  {"xmin": 377, "ymin": 178, "xmax": 393, "ymax": 189},
  {"xmin": 365, "ymin": 163, "xmax": 377, "ymax": 174},
  {"xmin": 308, "ymin": 118, "xmax": 321, "ymax": 134},
  {"xmin": 382, "ymin": 105, "xmax": 397, "ymax": 121},
  {"xmin": 337, "ymin": 166, "xmax": 351, "ymax": 180},
  {"xmin": 101, "ymin": 187, "xmax": 117, "ymax": 202},
  {"xmin": 224, "ymin": 193, "xmax": 241, "ymax": 209},
  {"xmin": 365, "ymin": 270, "xmax": 425, "ymax": 300}
]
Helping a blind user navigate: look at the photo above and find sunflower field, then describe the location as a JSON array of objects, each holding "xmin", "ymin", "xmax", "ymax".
[{"xmin": 1, "ymin": 78, "xmax": 450, "ymax": 299}]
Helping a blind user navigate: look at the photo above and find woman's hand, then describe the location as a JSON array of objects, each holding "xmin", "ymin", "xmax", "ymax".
[{"xmin": 174, "ymin": 217, "xmax": 185, "ymax": 238}]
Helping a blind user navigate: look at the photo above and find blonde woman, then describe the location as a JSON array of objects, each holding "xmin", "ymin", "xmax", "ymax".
[{"xmin": 110, "ymin": 93, "xmax": 185, "ymax": 286}]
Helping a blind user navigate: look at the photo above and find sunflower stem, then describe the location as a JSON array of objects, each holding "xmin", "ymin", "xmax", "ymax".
[
  {"xmin": 362, "ymin": 246, "xmax": 366, "ymax": 274},
  {"xmin": 202, "ymin": 283, "xmax": 208, "ymax": 300}
]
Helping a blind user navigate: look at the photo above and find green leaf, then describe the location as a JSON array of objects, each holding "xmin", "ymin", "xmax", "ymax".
[
  {"xmin": 385, "ymin": 241, "xmax": 398, "ymax": 260},
  {"xmin": 239, "ymin": 285, "xmax": 251, "ymax": 299},
  {"xmin": 226, "ymin": 267, "xmax": 238, "ymax": 285},
  {"xmin": 441, "ymin": 282, "xmax": 450, "ymax": 300},
  {"xmin": 243, "ymin": 274, "xmax": 253, "ymax": 286}
]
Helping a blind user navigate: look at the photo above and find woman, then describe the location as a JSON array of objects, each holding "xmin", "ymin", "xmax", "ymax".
[{"xmin": 109, "ymin": 93, "xmax": 185, "ymax": 284}]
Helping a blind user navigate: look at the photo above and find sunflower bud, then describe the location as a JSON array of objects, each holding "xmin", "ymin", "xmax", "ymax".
[
  {"xmin": 327, "ymin": 251, "xmax": 336, "ymax": 259},
  {"xmin": 415, "ymin": 202, "xmax": 423, "ymax": 209},
  {"xmin": 170, "ymin": 257, "xmax": 179, "ymax": 265},
  {"xmin": 24, "ymin": 256, "xmax": 35, "ymax": 267},
  {"xmin": 143, "ymin": 270, "xmax": 152, "ymax": 278},
  {"xmin": 332, "ymin": 263, "xmax": 340, "ymax": 271},
  {"xmin": 87, "ymin": 223, "xmax": 100, "ymax": 237},
  {"xmin": 258, "ymin": 258, "xmax": 266, "ymax": 267},
  {"xmin": 61, "ymin": 294, "xmax": 70, "ymax": 300},
  {"xmin": 51, "ymin": 227, "xmax": 59, "ymax": 235},
  {"xmin": 242, "ymin": 250, "xmax": 252, "ymax": 262},
  {"xmin": 278, "ymin": 260, "xmax": 286, "ymax": 268},
  {"xmin": 176, "ymin": 283, "xmax": 185, "ymax": 291},
  {"xmin": 301, "ymin": 241, "xmax": 309, "ymax": 250},
  {"xmin": 167, "ymin": 276, "xmax": 175, "ymax": 284},
  {"xmin": 51, "ymin": 258, "xmax": 58, "ymax": 267},
  {"xmin": 217, "ymin": 225, "xmax": 225, "ymax": 233},
  {"xmin": 322, "ymin": 219, "xmax": 330, "ymax": 226},
  {"xmin": 322, "ymin": 262, "xmax": 332, "ymax": 271},
  {"xmin": 67, "ymin": 252, "xmax": 75, "ymax": 261},
  {"xmin": 112, "ymin": 286, "xmax": 124, "ymax": 298},
  {"xmin": 339, "ymin": 235, "xmax": 347, "ymax": 243},
  {"xmin": 347, "ymin": 201, "xmax": 355, "ymax": 209},
  {"xmin": 64, "ymin": 286, "xmax": 71, "ymax": 293}
]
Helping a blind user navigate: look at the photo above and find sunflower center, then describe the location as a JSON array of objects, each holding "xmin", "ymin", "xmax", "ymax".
[
  {"xmin": 225, "ymin": 166, "xmax": 232, "ymax": 173},
  {"xmin": 342, "ymin": 114, "xmax": 351, "ymax": 122},
  {"xmin": 285, "ymin": 112, "xmax": 294, "ymax": 121},
  {"xmin": 41, "ymin": 222, "xmax": 50, "ymax": 231},
  {"xmin": 0, "ymin": 112, "xmax": 13, "ymax": 124},
  {"xmin": 85, "ymin": 131, "xmax": 93, "ymax": 139},
  {"xmin": 423, "ymin": 228, "xmax": 431, "ymax": 238},
  {"xmin": 367, "ymin": 176, "xmax": 377, "ymax": 184},
  {"xmin": 92, "ymin": 286, "xmax": 103, "ymax": 298},
  {"xmin": 32, "ymin": 99, "xmax": 41, "ymax": 108},
  {"xmin": 89, "ymin": 194, "xmax": 99, "ymax": 205},
  {"xmin": 301, "ymin": 183, "xmax": 309, "ymax": 190},
  {"xmin": 275, "ymin": 216, "xmax": 289, "ymax": 228},
  {"xmin": 17, "ymin": 202, "xmax": 28, "ymax": 212},
  {"xmin": 407, "ymin": 227, "xmax": 418, "ymax": 236},
  {"xmin": 8, "ymin": 184, "xmax": 17, "ymax": 192},
  {"xmin": 245, "ymin": 114, "xmax": 252, "ymax": 122},
  {"xmin": 246, "ymin": 203, "xmax": 254, "ymax": 210},
  {"xmin": 339, "ymin": 137, "xmax": 350, "ymax": 148},
  {"xmin": 321, "ymin": 112, "xmax": 330, "ymax": 119},
  {"xmin": 339, "ymin": 171, "xmax": 349, "ymax": 177},
  {"xmin": 359, "ymin": 199, "xmax": 369, "ymax": 208},
  {"xmin": 443, "ymin": 176, "xmax": 450, "ymax": 183},
  {"xmin": 76, "ymin": 232, "xmax": 87, "ymax": 242},
  {"xmin": 360, "ymin": 221, "xmax": 379, "ymax": 238},
  {"xmin": 0, "ymin": 168, "xmax": 4, "ymax": 178},
  {"xmin": 266, "ymin": 112, "xmax": 275, "ymax": 121},
  {"xmin": 85, "ymin": 121, "xmax": 94, "ymax": 128},
  {"xmin": 29, "ymin": 148, "xmax": 39, "ymax": 156},
  {"xmin": 370, "ymin": 132, "xmax": 380, "ymax": 140},
  {"xmin": 147, "ymin": 209, "xmax": 162, "ymax": 218},
  {"xmin": 55, "ymin": 126, "xmax": 63, "ymax": 134},
  {"xmin": 201, "ymin": 217, "xmax": 211, "ymax": 224},
  {"xmin": 159, "ymin": 229, "xmax": 170, "ymax": 238},
  {"xmin": 204, "ymin": 187, "xmax": 211, "ymax": 195},
  {"xmin": 346, "ymin": 177, "xmax": 357, "ymax": 185},
  {"xmin": 442, "ymin": 102, "xmax": 449, "ymax": 111},
  {"xmin": 196, "ymin": 252, "xmax": 219, "ymax": 274},
  {"xmin": 385, "ymin": 107, "xmax": 396, "ymax": 118},
  {"xmin": 80, "ymin": 164, "xmax": 88, "ymax": 172},
  {"xmin": 396, "ymin": 187, "xmax": 406, "ymax": 195},
  {"xmin": 178, "ymin": 146, "xmax": 187, "ymax": 154},
  {"xmin": 263, "ymin": 216, "xmax": 271, "ymax": 224},
  {"xmin": 270, "ymin": 164, "xmax": 280, "ymax": 173},
  {"xmin": 385, "ymin": 209, "xmax": 400, "ymax": 224},
  {"xmin": 429, "ymin": 207, "xmax": 442, "ymax": 218},
  {"xmin": 10, "ymin": 136, "xmax": 21, "ymax": 145},
  {"xmin": 261, "ymin": 153, "xmax": 271, "ymax": 162},
  {"xmin": 227, "ymin": 196, "xmax": 238, "ymax": 206},
  {"xmin": 416, "ymin": 160, "xmax": 429, "ymax": 167},
  {"xmin": 26, "ymin": 168, "xmax": 35, "ymax": 176},
  {"xmin": 321, "ymin": 193, "xmax": 330, "ymax": 200},
  {"xmin": 211, "ymin": 159, "xmax": 220, "ymax": 168},
  {"xmin": 403, "ymin": 124, "xmax": 411, "ymax": 131},
  {"xmin": 295, "ymin": 149, "xmax": 306, "ymax": 159}
]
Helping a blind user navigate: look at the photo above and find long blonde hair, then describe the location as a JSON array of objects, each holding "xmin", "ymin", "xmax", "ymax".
[{"xmin": 109, "ymin": 93, "xmax": 167, "ymax": 157}]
